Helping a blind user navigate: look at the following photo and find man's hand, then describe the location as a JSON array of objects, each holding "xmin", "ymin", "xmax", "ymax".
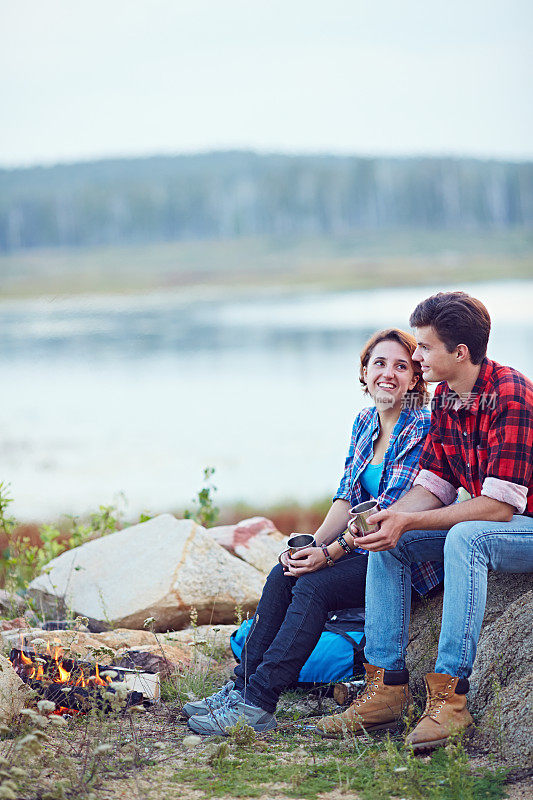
[
  {"xmin": 351, "ymin": 509, "xmax": 414, "ymax": 552},
  {"xmin": 284, "ymin": 546, "xmax": 326, "ymax": 576}
]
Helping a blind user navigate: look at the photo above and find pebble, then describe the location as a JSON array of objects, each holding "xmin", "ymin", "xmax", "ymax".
[{"xmin": 182, "ymin": 735, "xmax": 203, "ymax": 748}]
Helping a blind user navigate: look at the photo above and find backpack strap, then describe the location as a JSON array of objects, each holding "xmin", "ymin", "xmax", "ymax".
[{"xmin": 323, "ymin": 623, "xmax": 366, "ymax": 677}]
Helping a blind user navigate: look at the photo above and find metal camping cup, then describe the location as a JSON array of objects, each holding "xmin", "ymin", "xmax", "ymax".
[
  {"xmin": 287, "ymin": 533, "xmax": 316, "ymax": 555},
  {"xmin": 278, "ymin": 533, "xmax": 316, "ymax": 563},
  {"xmin": 348, "ymin": 501, "xmax": 380, "ymax": 536}
]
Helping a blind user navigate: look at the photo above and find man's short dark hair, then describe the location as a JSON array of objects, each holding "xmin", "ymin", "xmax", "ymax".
[{"xmin": 409, "ymin": 291, "xmax": 491, "ymax": 365}]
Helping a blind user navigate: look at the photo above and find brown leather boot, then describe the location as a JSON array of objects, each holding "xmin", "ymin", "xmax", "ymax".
[
  {"xmin": 315, "ymin": 663, "xmax": 412, "ymax": 738},
  {"xmin": 405, "ymin": 673, "xmax": 474, "ymax": 753}
]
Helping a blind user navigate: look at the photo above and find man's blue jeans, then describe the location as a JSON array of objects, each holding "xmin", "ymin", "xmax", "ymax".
[
  {"xmin": 233, "ymin": 551, "xmax": 368, "ymax": 713},
  {"xmin": 364, "ymin": 516, "xmax": 533, "ymax": 679}
]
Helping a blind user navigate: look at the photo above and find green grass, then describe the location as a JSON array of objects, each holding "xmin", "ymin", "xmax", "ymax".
[
  {"xmin": 160, "ymin": 658, "xmax": 226, "ymax": 707},
  {"xmin": 169, "ymin": 733, "xmax": 508, "ymax": 799},
  {"xmin": 0, "ymin": 695, "xmax": 511, "ymax": 800}
]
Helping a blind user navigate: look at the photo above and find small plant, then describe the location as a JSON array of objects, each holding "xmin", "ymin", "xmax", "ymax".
[
  {"xmin": 234, "ymin": 603, "xmax": 244, "ymax": 627},
  {"xmin": 206, "ymin": 740, "xmax": 230, "ymax": 768},
  {"xmin": 184, "ymin": 467, "xmax": 219, "ymax": 527},
  {"xmin": 189, "ymin": 606, "xmax": 199, "ymax": 630},
  {"xmin": 444, "ymin": 736, "xmax": 476, "ymax": 800},
  {"xmin": 226, "ymin": 719, "xmax": 256, "ymax": 746},
  {"xmin": 0, "ymin": 482, "xmax": 16, "ymax": 538},
  {"xmin": 0, "ymin": 488, "xmax": 124, "ymax": 594},
  {"xmin": 162, "ymin": 607, "xmax": 232, "ymax": 708},
  {"xmin": 161, "ymin": 660, "xmax": 224, "ymax": 707},
  {"xmin": 485, "ymin": 673, "xmax": 505, "ymax": 759},
  {"xmin": 0, "ymin": 482, "xmax": 20, "ymax": 591}
]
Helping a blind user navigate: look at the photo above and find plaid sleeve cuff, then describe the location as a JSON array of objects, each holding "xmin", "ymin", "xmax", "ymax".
[
  {"xmin": 481, "ymin": 477, "xmax": 528, "ymax": 514},
  {"xmin": 414, "ymin": 469, "xmax": 457, "ymax": 506},
  {"xmin": 333, "ymin": 493, "xmax": 350, "ymax": 503}
]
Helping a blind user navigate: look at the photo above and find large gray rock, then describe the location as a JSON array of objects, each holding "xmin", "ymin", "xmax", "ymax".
[
  {"xmin": 406, "ymin": 572, "xmax": 532, "ymax": 765},
  {"xmin": 468, "ymin": 590, "xmax": 533, "ymax": 764},
  {"xmin": 27, "ymin": 515, "xmax": 266, "ymax": 632}
]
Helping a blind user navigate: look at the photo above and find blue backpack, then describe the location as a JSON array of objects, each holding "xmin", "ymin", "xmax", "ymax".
[{"xmin": 230, "ymin": 607, "xmax": 366, "ymax": 690}]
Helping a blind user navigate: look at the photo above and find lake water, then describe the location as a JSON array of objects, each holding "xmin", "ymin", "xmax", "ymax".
[{"xmin": 1, "ymin": 280, "xmax": 532, "ymax": 522}]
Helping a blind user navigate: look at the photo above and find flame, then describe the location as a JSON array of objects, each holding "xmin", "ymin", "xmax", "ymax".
[
  {"xmin": 75, "ymin": 669, "xmax": 87, "ymax": 688},
  {"xmin": 89, "ymin": 663, "xmax": 108, "ymax": 687},
  {"xmin": 55, "ymin": 660, "xmax": 71, "ymax": 683},
  {"xmin": 52, "ymin": 645, "xmax": 64, "ymax": 661},
  {"xmin": 20, "ymin": 649, "xmax": 33, "ymax": 667},
  {"xmin": 47, "ymin": 643, "xmax": 71, "ymax": 683},
  {"xmin": 12, "ymin": 646, "xmax": 119, "ymax": 718}
]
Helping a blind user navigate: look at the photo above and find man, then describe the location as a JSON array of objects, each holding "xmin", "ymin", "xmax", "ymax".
[{"xmin": 316, "ymin": 291, "xmax": 533, "ymax": 752}]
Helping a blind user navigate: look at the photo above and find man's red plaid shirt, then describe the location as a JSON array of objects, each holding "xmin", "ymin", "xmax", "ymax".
[{"xmin": 414, "ymin": 358, "xmax": 533, "ymax": 516}]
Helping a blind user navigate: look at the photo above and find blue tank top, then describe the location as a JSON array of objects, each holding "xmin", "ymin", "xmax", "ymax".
[{"xmin": 360, "ymin": 461, "xmax": 384, "ymax": 499}]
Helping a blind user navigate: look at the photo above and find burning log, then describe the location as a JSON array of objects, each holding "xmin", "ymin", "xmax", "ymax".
[{"xmin": 9, "ymin": 645, "xmax": 158, "ymax": 714}]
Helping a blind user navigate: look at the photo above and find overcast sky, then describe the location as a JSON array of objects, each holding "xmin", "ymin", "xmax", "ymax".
[{"xmin": 1, "ymin": 0, "xmax": 532, "ymax": 167}]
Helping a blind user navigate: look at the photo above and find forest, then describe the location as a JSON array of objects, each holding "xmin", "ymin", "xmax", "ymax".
[{"xmin": 1, "ymin": 151, "xmax": 532, "ymax": 252}]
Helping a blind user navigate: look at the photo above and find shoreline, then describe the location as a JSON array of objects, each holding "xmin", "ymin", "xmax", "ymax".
[{"xmin": 1, "ymin": 229, "xmax": 532, "ymax": 300}]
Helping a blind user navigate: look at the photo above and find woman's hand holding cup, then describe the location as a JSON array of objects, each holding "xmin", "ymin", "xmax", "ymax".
[
  {"xmin": 279, "ymin": 533, "xmax": 318, "ymax": 575},
  {"xmin": 285, "ymin": 544, "xmax": 326, "ymax": 576}
]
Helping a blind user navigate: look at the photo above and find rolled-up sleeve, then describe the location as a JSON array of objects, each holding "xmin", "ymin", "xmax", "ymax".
[{"xmin": 414, "ymin": 469, "xmax": 458, "ymax": 506}]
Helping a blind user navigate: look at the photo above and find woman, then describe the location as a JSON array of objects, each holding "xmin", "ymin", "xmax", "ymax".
[{"xmin": 186, "ymin": 328, "xmax": 442, "ymax": 735}]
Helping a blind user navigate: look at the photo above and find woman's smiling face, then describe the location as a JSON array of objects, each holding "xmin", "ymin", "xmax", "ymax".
[{"xmin": 363, "ymin": 339, "xmax": 418, "ymax": 410}]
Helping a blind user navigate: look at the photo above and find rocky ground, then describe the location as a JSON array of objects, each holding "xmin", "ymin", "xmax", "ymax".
[
  {"xmin": 1, "ymin": 667, "xmax": 530, "ymax": 800},
  {"xmin": 1, "ymin": 513, "xmax": 531, "ymax": 798},
  {"xmin": 1, "ymin": 618, "xmax": 531, "ymax": 800}
]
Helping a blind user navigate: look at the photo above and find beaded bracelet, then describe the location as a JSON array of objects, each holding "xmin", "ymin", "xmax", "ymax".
[
  {"xmin": 336, "ymin": 534, "xmax": 353, "ymax": 555},
  {"xmin": 320, "ymin": 543, "xmax": 335, "ymax": 567}
]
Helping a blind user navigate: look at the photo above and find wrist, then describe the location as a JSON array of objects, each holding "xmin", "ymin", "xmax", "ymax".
[
  {"xmin": 320, "ymin": 543, "xmax": 335, "ymax": 567},
  {"xmin": 401, "ymin": 511, "xmax": 418, "ymax": 533},
  {"xmin": 327, "ymin": 540, "xmax": 340, "ymax": 560},
  {"xmin": 314, "ymin": 529, "xmax": 328, "ymax": 547},
  {"xmin": 336, "ymin": 532, "xmax": 353, "ymax": 555},
  {"xmin": 344, "ymin": 527, "xmax": 357, "ymax": 545}
]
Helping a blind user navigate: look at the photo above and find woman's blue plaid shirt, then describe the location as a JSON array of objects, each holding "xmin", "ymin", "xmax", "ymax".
[{"xmin": 334, "ymin": 405, "xmax": 443, "ymax": 596}]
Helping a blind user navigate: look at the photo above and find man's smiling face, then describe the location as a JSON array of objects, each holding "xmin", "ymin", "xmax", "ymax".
[{"xmin": 412, "ymin": 326, "xmax": 460, "ymax": 384}]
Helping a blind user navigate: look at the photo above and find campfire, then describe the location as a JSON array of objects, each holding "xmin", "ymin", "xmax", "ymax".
[{"xmin": 10, "ymin": 638, "xmax": 158, "ymax": 716}]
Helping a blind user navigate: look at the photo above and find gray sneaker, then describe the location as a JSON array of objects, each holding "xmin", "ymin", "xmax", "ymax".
[
  {"xmin": 187, "ymin": 690, "xmax": 277, "ymax": 735},
  {"xmin": 182, "ymin": 681, "xmax": 235, "ymax": 719}
]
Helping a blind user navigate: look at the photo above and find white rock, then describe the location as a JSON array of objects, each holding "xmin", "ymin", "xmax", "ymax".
[
  {"xmin": 0, "ymin": 654, "xmax": 33, "ymax": 724},
  {"xmin": 209, "ymin": 517, "xmax": 287, "ymax": 574},
  {"xmin": 27, "ymin": 515, "xmax": 266, "ymax": 631},
  {"xmin": 234, "ymin": 533, "xmax": 287, "ymax": 574}
]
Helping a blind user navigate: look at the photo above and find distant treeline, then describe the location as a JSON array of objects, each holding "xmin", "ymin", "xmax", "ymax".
[{"xmin": 1, "ymin": 151, "xmax": 532, "ymax": 252}]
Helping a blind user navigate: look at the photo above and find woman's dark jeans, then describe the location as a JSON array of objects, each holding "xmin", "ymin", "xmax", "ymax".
[{"xmin": 233, "ymin": 550, "xmax": 368, "ymax": 713}]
